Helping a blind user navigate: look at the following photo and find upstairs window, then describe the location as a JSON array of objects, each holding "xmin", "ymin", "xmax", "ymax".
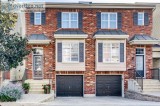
[
  {"xmin": 34, "ymin": 12, "xmax": 41, "ymax": 25},
  {"xmin": 101, "ymin": 13, "xmax": 117, "ymax": 29},
  {"xmin": 138, "ymin": 13, "xmax": 144, "ymax": 26},
  {"xmin": 62, "ymin": 12, "xmax": 78, "ymax": 28}
]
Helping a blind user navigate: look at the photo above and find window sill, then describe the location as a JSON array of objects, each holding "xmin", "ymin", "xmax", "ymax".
[
  {"xmin": 100, "ymin": 28, "xmax": 118, "ymax": 30},
  {"xmin": 102, "ymin": 62, "xmax": 121, "ymax": 64},
  {"xmin": 61, "ymin": 62, "xmax": 80, "ymax": 64}
]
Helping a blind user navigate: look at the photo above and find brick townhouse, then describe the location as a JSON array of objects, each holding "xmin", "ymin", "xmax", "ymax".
[{"xmin": 25, "ymin": 3, "xmax": 160, "ymax": 97}]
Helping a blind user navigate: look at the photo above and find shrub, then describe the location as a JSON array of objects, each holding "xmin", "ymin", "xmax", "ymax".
[
  {"xmin": 22, "ymin": 83, "xmax": 30, "ymax": 90},
  {"xmin": 22, "ymin": 83, "xmax": 30, "ymax": 94},
  {"xmin": 0, "ymin": 83, "xmax": 24, "ymax": 102},
  {"xmin": 42, "ymin": 84, "xmax": 51, "ymax": 94}
]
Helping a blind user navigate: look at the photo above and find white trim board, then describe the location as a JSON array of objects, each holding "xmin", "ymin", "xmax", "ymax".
[
  {"xmin": 129, "ymin": 40, "xmax": 160, "ymax": 45},
  {"xmin": 54, "ymin": 34, "xmax": 88, "ymax": 38},
  {"xmin": 94, "ymin": 35, "xmax": 129, "ymax": 39},
  {"xmin": 28, "ymin": 40, "xmax": 51, "ymax": 44}
]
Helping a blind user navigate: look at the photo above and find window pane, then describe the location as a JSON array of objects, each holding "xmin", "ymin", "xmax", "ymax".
[
  {"xmin": 35, "ymin": 13, "xmax": 41, "ymax": 18},
  {"xmin": 63, "ymin": 48, "xmax": 70, "ymax": 62},
  {"xmin": 101, "ymin": 14, "xmax": 108, "ymax": 20},
  {"xmin": 35, "ymin": 19, "xmax": 41, "ymax": 25},
  {"xmin": 63, "ymin": 43, "xmax": 70, "ymax": 62},
  {"xmin": 62, "ymin": 43, "xmax": 79, "ymax": 62},
  {"xmin": 62, "ymin": 21, "xmax": 69, "ymax": 28},
  {"xmin": 71, "ymin": 53, "xmax": 78, "ymax": 61},
  {"xmin": 34, "ymin": 56, "xmax": 42, "ymax": 71},
  {"xmin": 138, "ymin": 13, "xmax": 143, "ymax": 19},
  {"xmin": 63, "ymin": 43, "xmax": 70, "ymax": 48},
  {"xmin": 101, "ymin": 21, "xmax": 108, "ymax": 28},
  {"xmin": 110, "ymin": 14, "xmax": 116, "ymax": 20},
  {"xmin": 136, "ymin": 48, "xmax": 144, "ymax": 54},
  {"xmin": 103, "ymin": 43, "xmax": 119, "ymax": 63},
  {"xmin": 33, "ymin": 49, "xmax": 43, "ymax": 54},
  {"xmin": 62, "ymin": 13, "xmax": 69, "ymax": 20},
  {"xmin": 138, "ymin": 20, "xmax": 143, "ymax": 25},
  {"xmin": 103, "ymin": 44, "xmax": 111, "ymax": 53},
  {"xmin": 111, "ymin": 56, "xmax": 119, "ymax": 62},
  {"xmin": 71, "ymin": 43, "xmax": 78, "ymax": 52},
  {"xmin": 71, "ymin": 21, "xmax": 78, "ymax": 28},
  {"xmin": 63, "ymin": 56, "xmax": 70, "ymax": 62},
  {"xmin": 110, "ymin": 21, "xmax": 116, "ymax": 29},
  {"xmin": 103, "ymin": 53, "xmax": 111, "ymax": 62},
  {"xmin": 71, "ymin": 13, "xmax": 77, "ymax": 20},
  {"xmin": 63, "ymin": 48, "xmax": 70, "ymax": 55}
]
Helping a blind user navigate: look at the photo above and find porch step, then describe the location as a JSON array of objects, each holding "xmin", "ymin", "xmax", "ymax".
[
  {"xmin": 143, "ymin": 80, "xmax": 160, "ymax": 84},
  {"xmin": 25, "ymin": 79, "xmax": 50, "ymax": 94},
  {"xmin": 143, "ymin": 79, "xmax": 160, "ymax": 92},
  {"xmin": 29, "ymin": 90, "xmax": 44, "ymax": 94}
]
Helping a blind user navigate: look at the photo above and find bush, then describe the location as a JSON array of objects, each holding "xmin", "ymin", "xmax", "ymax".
[
  {"xmin": 22, "ymin": 83, "xmax": 30, "ymax": 94},
  {"xmin": 0, "ymin": 83, "xmax": 24, "ymax": 102}
]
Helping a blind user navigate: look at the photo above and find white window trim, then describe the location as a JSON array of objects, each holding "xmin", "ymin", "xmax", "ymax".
[
  {"xmin": 62, "ymin": 12, "xmax": 78, "ymax": 28},
  {"xmin": 138, "ymin": 12, "xmax": 144, "ymax": 26},
  {"xmin": 135, "ymin": 47, "xmax": 146, "ymax": 78},
  {"xmin": 103, "ymin": 42, "xmax": 120, "ymax": 63},
  {"xmin": 101, "ymin": 12, "xmax": 117, "ymax": 29},
  {"xmin": 62, "ymin": 42, "xmax": 79, "ymax": 63},
  {"xmin": 34, "ymin": 12, "xmax": 42, "ymax": 25}
]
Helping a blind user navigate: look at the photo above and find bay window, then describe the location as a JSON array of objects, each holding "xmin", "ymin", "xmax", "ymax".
[
  {"xmin": 103, "ymin": 43, "xmax": 120, "ymax": 63},
  {"xmin": 62, "ymin": 42, "xmax": 79, "ymax": 62}
]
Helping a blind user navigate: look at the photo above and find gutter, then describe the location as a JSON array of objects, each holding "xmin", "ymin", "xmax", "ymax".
[{"xmin": 44, "ymin": 2, "xmax": 156, "ymax": 9}]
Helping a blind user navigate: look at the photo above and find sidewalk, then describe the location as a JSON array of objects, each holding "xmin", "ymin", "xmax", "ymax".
[{"xmin": 16, "ymin": 93, "xmax": 54, "ymax": 103}]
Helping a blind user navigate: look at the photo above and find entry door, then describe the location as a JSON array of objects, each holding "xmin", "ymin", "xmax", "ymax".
[
  {"xmin": 136, "ymin": 55, "xmax": 144, "ymax": 77},
  {"xmin": 33, "ymin": 55, "xmax": 43, "ymax": 79}
]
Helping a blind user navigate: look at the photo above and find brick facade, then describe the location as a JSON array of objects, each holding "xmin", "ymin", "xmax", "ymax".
[{"xmin": 26, "ymin": 8, "xmax": 153, "ymax": 95}]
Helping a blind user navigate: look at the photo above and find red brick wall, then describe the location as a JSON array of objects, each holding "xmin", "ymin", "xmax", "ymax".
[{"xmin": 26, "ymin": 8, "xmax": 153, "ymax": 94}]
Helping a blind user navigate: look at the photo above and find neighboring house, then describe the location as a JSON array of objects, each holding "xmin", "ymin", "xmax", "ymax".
[
  {"xmin": 152, "ymin": 4, "xmax": 160, "ymax": 68},
  {"xmin": 1, "ymin": 12, "xmax": 26, "ymax": 85},
  {"xmin": 25, "ymin": 3, "xmax": 160, "ymax": 97}
]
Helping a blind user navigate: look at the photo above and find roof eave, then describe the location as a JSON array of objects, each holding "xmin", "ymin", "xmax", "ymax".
[
  {"xmin": 94, "ymin": 35, "xmax": 129, "ymax": 39},
  {"xmin": 54, "ymin": 34, "xmax": 88, "ymax": 38},
  {"xmin": 129, "ymin": 40, "xmax": 160, "ymax": 45},
  {"xmin": 28, "ymin": 40, "xmax": 51, "ymax": 45},
  {"xmin": 45, "ymin": 3, "xmax": 155, "ymax": 9}
]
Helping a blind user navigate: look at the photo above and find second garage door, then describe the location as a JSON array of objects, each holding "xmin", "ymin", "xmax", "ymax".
[
  {"xmin": 56, "ymin": 75, "xmax": 83, "ymax": 97},
  {"xmin": 96, "ymin": 75, "xmax": 122, "ymax": 96}
]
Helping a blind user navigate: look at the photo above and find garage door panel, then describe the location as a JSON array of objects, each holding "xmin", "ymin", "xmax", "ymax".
[
  {"xmin": 96, "ymin": 75, "xmax": 122, "ymax": 96},
  {"xmin": 56, "ymin": 75, "xmax": 83, "ymax": 97}
]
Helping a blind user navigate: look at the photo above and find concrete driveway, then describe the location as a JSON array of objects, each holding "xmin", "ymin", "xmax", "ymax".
[
  {"xmin": 1, "ymin": 97, "xmax": 160, "ymax": 106},
  {"xmin": 42, "ymin": 97, "xmax": 160, "ymax": 106}
]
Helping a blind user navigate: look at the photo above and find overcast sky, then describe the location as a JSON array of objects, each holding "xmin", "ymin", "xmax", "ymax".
[{"xmin": 17, "ymin": 0, "xmax": 160, "ymax": 3}]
